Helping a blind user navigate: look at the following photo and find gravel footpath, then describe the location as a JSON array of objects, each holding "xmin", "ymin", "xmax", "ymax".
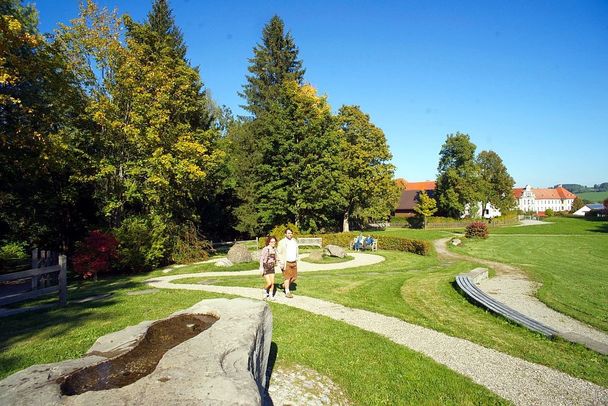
[
  {"xmin": 434, "ymin": 238, "xmax": 608, "ymax": 349},
  {"xmin": 147, "ymin": 254, "xmax": 608, "ymax": 406}
]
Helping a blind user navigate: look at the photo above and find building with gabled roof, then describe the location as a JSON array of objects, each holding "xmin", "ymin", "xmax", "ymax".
[
  {"xmin": 394, "ymin": 179, "xmax": 436, "ymax": 217},
  {"xmin": 514, "ymin": 185, "xmax": 577, "ymax": 215}
]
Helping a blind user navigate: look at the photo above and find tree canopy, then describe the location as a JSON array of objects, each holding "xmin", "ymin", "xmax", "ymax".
[
  {"xmin": 477, "ymin": 150, "xmax": 515, "ymax": 214},
  {"xmin": 1, "ymin": 3, "xmax": 400, "ymax": 270},
  {"xmin": 435, "ymin": 132, "xmax": 481, "ymax": 218},
  {"xmin": 335, "ymin": 105, "xmax": 399, "ymax": 231},
  {"xmin": 435, "ymin": 133, "xmax": 516, "ymax": 219}
]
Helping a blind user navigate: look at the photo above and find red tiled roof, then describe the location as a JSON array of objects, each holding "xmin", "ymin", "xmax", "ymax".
[
  {"xmin": 513, "ymin": 188, "xmax": 524, "ymax": 198},
  {"xmin": 513, "ymin": 186, "xmax": 576, "ymax": 200},
  {"xmin": 405, "ymin": 181, "xmax": 436, "ymax": 191}
]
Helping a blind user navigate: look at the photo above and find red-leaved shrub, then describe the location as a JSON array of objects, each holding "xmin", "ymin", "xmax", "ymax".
[
  {"xmin": 73, "ymin": 230, "xmax": 119, "ymax": 279},
  {"xmin": 465, "ymin": 221, "xmax": 489, "ymax": 239}
]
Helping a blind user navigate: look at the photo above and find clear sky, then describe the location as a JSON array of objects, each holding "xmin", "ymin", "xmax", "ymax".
[{"xmin": 35, "ymin": 0, "xmax": 608, "ymax": 188}]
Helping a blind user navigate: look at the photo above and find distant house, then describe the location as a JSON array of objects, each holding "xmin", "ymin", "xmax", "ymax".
[
  {"xmin": 394, "ymin": 180, "xmax": 500, "ymax": 218},
  {"xmin": 394, "ymin": 180, "xmax": 436, "ymax": 217},
  {"xmin": 572, "ymin": 203, "xmax": 605, "ymax": 217},
  {"xmin": 513, "ymin": 185, "xmax": 576, "ymax": 215}
]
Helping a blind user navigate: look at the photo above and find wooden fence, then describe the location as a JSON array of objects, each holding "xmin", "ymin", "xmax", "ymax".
[{"xmin": 0, "ymin": 254, "xmax": 67, "ymax": 307}]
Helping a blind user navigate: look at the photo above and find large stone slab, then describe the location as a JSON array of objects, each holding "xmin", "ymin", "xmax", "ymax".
[
  {"xmin": 324, "ymin": 244, "xmax": 346, "ymax": 258},
  {"xmin": 0, "ymin": 298, "xmax": 272, "ymax": 406},
  {"xmin": 227, "ymin": 243, "xmax": 252, "ymax": 264}
]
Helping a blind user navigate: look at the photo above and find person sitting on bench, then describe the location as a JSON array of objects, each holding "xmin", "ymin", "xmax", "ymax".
[{"xmin": 353, "ymin": 234, "xmax": 365, "ymax": 251}]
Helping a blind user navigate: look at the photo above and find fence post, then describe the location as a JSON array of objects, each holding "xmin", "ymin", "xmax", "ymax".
[
  {"xmin": 58, "ymin": 255, "xmax": 67, "ymax": 306},
  {"xmin": 31, "ymin": 248, "xmax": 38, "ymax": 269}
]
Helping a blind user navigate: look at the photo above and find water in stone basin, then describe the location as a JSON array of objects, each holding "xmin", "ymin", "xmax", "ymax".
[{"xmin": 59, "ymin": 314, "xmax": 218, "ymax": 395}]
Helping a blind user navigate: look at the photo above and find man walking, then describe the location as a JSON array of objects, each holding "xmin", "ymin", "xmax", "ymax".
[{"xmin": 277, "ymin": 228, "xmax": 298, "ymax": 298}]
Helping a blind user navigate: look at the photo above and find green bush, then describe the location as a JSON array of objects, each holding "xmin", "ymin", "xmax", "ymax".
[
  {"xmin": 270, "ymin": 223, "xmax": 301, "ymax": 240},
  {"xmin": 259, "ymin": 223, "xmax": 302, "ymax": 247},
  {"xmin": 545, "ymin": 208, "xmax": 554, "ymax": 217},
  {"xmin": 390, "ymin": 216, "xmax": 410, "ymax": 225},
  {"xmin": 312, "ymin": 232, "xmax": 431, "ymax": 256},
  {"xmin": 114, "ymin": 215, "xmax": 173, "ymax": 272},
  {"xmin": 465, "ymin": 222, "xmax": 489, "ymax": 239},
  {"xmin": 0, "ymin": 242, "xmax": 28, "ymax": 261},
  {"xmin": 171, "ymin": 223, "xmax": 211, "ymax": 264},
  {"xmin": 257, "ymin": 231, "xmax": 431, "ymax": 256},
  {"xmin": 0, "ymin": 241, "xmax": 29, "ymax": 271}
]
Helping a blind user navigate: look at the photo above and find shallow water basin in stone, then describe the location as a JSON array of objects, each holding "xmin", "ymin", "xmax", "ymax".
[{"xmin": 59, "ymin": 313, "xmax": 218, "ymax": 395}]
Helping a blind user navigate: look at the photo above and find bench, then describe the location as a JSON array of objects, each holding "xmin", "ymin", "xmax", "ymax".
[
  {"xmin": 352, "ymin": 237, "xmax": 378, "ymax": 251},
  {"xmin": 297, "ymin": 237, "xmax": 322, "ymax": 247},
  {"xmin": 455, "ymin": 274, "xmax": 557, "ymax": 338}
]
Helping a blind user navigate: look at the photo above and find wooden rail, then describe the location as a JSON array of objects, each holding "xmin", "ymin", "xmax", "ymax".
[
  {"xmin": 455, "ymin": 274, "xmax": 557, "ymax": 338},
  {"xmin": 0, "ymin": 255, "xmax": 67, "ymax": 307}
]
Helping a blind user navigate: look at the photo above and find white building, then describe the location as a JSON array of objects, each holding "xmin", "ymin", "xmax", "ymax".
[
  {"xmin": 572, "ymin": 203, "xmax": 604, "ymax": 217},
  {"xmin": 513, "ymin": 185, "xmax": 576, "ymax": 214}
]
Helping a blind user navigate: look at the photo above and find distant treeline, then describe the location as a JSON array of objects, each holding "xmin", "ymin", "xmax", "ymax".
[{"xmin": 558, "ymin": 183, "xmax": 608, "ymax": 194}]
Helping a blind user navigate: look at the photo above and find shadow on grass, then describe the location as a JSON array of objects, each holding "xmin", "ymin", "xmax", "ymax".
[
  {"xmin": 0, "ymin": 276, "xmax": 139, "ymax": 355},
  {"xmin": 588, "ymin": 221, "xmax": 608, "ymax": 233},
  {"xmin": 263, "ymin": 342, "xmax": 278, "ymax": 406}
]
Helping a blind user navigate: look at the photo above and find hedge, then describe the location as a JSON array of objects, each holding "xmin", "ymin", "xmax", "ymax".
[{"xmin": 259, "ymin": 232, "xmax": 431, "ymax": 256}]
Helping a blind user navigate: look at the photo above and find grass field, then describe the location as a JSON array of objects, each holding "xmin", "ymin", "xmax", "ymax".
[
  {"xmin": 577, "ymin": 191, "xmax": 608, "ymax": 203},
  {"xmin": 453, "ymin": 217, "xmax": 608, "ymax": 332},
  {"xmin": 1, "ymin": 217, "xmax": 607, "ymax": 402},
  {"xmin": 177, "ymin": 250, "xmax": 608, "ymax": 387},
  {"xmin": 491, "ymin": 216, "xmax": 608, "ymax": 235},
  {"xmin": 0, "ymin": 269, "xmax": 509, "ymax": 404}
]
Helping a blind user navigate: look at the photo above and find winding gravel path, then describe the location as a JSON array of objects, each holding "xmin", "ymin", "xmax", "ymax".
[
  {"xmin": 146, "ymin": 253, "xmax": 608, "ymax": 406},
  {"xmin": 434, "ymin": 238, "xmax": 608, "ymax": 351}
]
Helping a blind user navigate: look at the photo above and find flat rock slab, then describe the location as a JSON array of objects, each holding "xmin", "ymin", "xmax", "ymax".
[
  {"xmin": 0, "ymin": 298, "xmax": 273, "ymax": 406},
  {"xmin": 460, "ymin": 268, "xmax": 488, "ymax": 285}
]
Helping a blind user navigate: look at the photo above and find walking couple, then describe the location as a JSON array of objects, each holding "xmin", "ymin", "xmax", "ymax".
[{"xmin": 259, "ymin": 228, "xmax": 298, "ymax": 300}]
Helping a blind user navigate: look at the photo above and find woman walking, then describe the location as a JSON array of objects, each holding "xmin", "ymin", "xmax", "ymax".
[{"xmin": 259, "ymin": 236, "xmax": 278, "ymax": 300}]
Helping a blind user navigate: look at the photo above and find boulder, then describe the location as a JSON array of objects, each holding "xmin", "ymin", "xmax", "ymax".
[
  {"xmin": 0, "ymin": 298, "xmax": 273, "ymax": 406},
  {"xmin": 227, "ymin": 243, "xmax": 252, "ymax": 264},
  {"xmin": 215, "ymin": 258, "xmax": 233, "ymax": 267},
  {"xmin": 307, "ymin": 250, "xmax": 324, "ymax": 262},
  {"xmin": 325, "ymin": 244, "xmax": 346, "ymax": 258},
  {"xmin": 251, "ymin": 250, "xmax": 262, "ymax": 263}
]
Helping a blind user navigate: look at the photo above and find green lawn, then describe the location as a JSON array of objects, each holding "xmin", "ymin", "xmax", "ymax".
[
  {"xmin": 577, "ymin": 191, "xmax": 608, "ymax": 203},
  {"xmin": 0, "ymin": 269, "xmax": 509, "ymax": 404},
  {"xmin": 491, "ymin": 216, "xmax": 608, "ymax": 235},
  {"xmin": 453, "ymin": 233, "xmax": 608, "ymax": 332},
  {"xmin": 178, "ymin": 250, "xmax": 608, "ymax": 387},
  {"xmin": 2, "ymin": 218, "xmax": 607, "ymax": 400}
]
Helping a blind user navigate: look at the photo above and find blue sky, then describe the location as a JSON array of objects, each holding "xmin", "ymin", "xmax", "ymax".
[{"xmin": 35, "ymin": 0, "xmax": 608, "ymax": 187}]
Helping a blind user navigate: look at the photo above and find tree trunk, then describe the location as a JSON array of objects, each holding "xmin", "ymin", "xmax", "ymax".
[{"xmin": 342, "ymin": 210, "xmax": 350, "ymax": 233}]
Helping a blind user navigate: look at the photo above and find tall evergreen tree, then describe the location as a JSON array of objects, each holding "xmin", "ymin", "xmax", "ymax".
[
  {"xmin": 232, "ymin": 16, "xmax": 301, "ymax": 235},
  {"xmin": 146, "ymin": 0, "xmax": 186, "ymax": 59},
  {"xmin": 435, "ymin": 132, "xmax": 481, "ymax": 218},
  {"xmin": 240, "ymin": 15, "xmax": 304, "ymax": 115}
]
